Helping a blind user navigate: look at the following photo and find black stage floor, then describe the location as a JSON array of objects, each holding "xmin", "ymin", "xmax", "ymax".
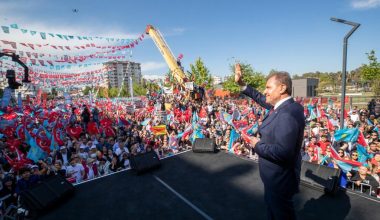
[{"xmin": 41, "ymin": 151, "xmax": 380, "ymax": 220}]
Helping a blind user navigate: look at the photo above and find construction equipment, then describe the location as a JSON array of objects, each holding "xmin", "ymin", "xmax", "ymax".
[{"xmin": 145, "ymin": 25, "xmax": 188, "ymax": 87}]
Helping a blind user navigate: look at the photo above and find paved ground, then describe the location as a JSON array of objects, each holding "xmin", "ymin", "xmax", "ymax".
[{"xmin": 41, "ymin": 151, "xmax": 380, "ymax": 220}]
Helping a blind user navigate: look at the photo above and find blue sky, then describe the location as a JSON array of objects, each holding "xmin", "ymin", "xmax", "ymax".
[{"xmin": 0, "ymin": 0, "xmax": 379, "ymax": 77}]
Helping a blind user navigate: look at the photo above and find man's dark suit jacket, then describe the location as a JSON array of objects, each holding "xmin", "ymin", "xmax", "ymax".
[{"xmin": 242, "ymin": 85, "xmax": 305, "ymax": 196}]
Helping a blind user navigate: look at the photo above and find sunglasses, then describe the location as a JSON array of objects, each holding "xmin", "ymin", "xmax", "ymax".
[{"xmin": 352, "ymin": 154, "xmax": 358, "ymax": 156}]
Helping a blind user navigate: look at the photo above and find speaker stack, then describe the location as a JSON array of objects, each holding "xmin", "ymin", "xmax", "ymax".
[
  {"xmin": 192, "ymin": 138, "xmax": 217, "ymax": 153},
  {"xmin": 300, "ymin": 160, "xmax": 341, "ymax": 194},
  {"xmin": 130, "ymin": 150, "xmax": 161, "ymax": 174},
  {"xmin": 20, "ymin": 175, "xmax": 75, "ymax": 217}
]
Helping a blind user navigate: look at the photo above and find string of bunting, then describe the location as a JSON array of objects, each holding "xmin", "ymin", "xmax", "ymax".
[
  {"xmin": 1, "ymin": 23, "xmax": 143, "ymax": 43},
  {"xmin": 1, "ymin": 44, "xmax": 133, "ymax": 65},
  {"xmin": 0, "ymin": 37, "xmax": 144, "ymax": 51}
]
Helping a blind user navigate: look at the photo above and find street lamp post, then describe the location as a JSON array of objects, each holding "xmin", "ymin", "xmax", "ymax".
[{"xmin": 330, "ymin": 17, "xmax": 360, "ymax": 129}]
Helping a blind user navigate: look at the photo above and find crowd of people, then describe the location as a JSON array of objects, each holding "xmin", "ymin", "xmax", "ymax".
[{"xmin": 0, "ymin": 90, "xmax": 379, "ymax": 214}]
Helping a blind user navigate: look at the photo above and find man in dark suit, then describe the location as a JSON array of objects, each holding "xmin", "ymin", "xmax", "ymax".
[{"xmin": 235, "ymin": 64, "xmax": 305, "ymax": 220}]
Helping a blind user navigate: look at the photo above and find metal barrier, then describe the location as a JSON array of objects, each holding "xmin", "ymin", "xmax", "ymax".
[{"xmin": 347, "ymin": 180, "xmax": 379, "ymax": 196}]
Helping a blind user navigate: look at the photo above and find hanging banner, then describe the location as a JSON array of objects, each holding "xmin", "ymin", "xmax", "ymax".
[
  {"xmin": 89, "ymin": 91, "xmax": 94, "ymax": 104},
  {"xmin": 64, "ymin": 92, "xmax": 72, "ymax": 105},
  {"xmin": 185, "ymin": 82, "xmax": 194, "ymax": 91},
  {"xmin": 42, "ymin": 92, "xmax": 47, "ymax": 108},
  {"xmin": 1, "ymin": 88, "xmax": 12, "ymax": 108},
  {"xmin": 35, "ymin": 88, "xmax": 42, "ymax": 105},
  {"xmin": 17, "ymin": 92, "xmax": 22, "ymax": 109}
]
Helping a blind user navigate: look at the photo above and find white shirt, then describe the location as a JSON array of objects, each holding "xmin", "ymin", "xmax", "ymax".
[
  {"xmin": 274, "ymin": 96, "xmax": 293, "ymax": 110},
  {"xmin": 240, "ymin": 85, "xmax": 292, "ymax": 110},
  {"xmin": 350, "ymin": 113, "xmax": 359, "ymax": 122},
  {"xmin": 61, "ymin": 153, "xmax": 69, "ymax": 166},
  {"xmin": 67, "ymin": 163, "xmax": 84, "ymax": 183}
]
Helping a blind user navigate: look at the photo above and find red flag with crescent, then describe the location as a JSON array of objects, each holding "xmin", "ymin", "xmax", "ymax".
[
  {"xmin": 66, "ymin": 125, "xmax": 82, "ymax": 139},
  {"xmin": 2, "ymin": 112, "xmax": 17, "ymax": 120},
  {"xmin": 103, "ymin": 126, "xmax": 116, "ymax": 137},
  {"xmin": 87, "ymin": 122, "xmax": 100, "ymax": 135},
  {"xmin": 36, "ymin": 137, "xmax": 51, "ymax": 153}
]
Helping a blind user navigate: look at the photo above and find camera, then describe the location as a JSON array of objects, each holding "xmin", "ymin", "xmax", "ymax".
[{"xmin": 6, "ymin": 69, "xmax": 22, "ymax": 90}]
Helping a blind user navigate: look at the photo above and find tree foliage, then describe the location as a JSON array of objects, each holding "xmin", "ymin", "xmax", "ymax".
[
  {"xmin": 189, "ymin": 58, "xmax": 214, "ymax": 89},
  {"xmin": 222, "ymin": 63, "xmax": 266, "ymax": 94},
  {"xmin": 292, "ymin": 71, "xmax": 342, "ymax": 93},
  {"xmin": 82, "ymin": 86, "xmax": 92, "ymax": 95},
  {"xmin": 164, "ymin": 71, "xmax": 175, "ymax": 87},
  {"xmin": 144, "ymin": 81, "xmax": 160, "ymax": 92},
  {"xmin": 361, "ymin": 50, "xmax": 380, "ymax": 95},
  {"xmin": 108, "ymin": 87, "xmax": 119, "ymax": 98},
  {"xmin": 133, "ymin": 82, "xmax": 147, "ymax": 96}
]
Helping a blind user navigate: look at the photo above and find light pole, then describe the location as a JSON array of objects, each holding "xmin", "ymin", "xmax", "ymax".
[{"xmin": 330, "ymin": 17, "xmax": 360, "ymax": 129}]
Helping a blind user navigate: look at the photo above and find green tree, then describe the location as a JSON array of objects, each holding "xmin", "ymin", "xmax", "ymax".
[
  {"xmin": 133, "ymin": 82, "xmax": 147, "ymax": 96},
  {"xmin": 316, "ymin": 73, "xmax": 332, "ymax": 93},
  {"xmin": 360, "ymin": 50, "xmax": 380, "ymax": 95},
  {"xmin": 123, "ymin": 84, "xmax": 131, "ymax": 97},
  {"xmin": 98, "ymin": 87, "xmax": 108, "ymax": 98},
  {"xmin": 222, "ymin": 63, "xmax": 266, "ymax": 94},
  {"xmin": 145, "ymin": 81, "xmax": 160, "ymax": 93},
  {"xmin": 51, "ymin": 88, "xmax": 58, "ymax": 97},
  {"xmin": 164, "ymin": 71, "xmax": 175, "ymax": 87},
  {"xmin": 108, "ymin": 87, "xmax": 119, "ymax": 98},
  {"xmin": 292, "ymin": 74, "xmax": 302, "ymax": 80},
  {"xmin": 189, "ymin": 58, "xmax": 213, "ymax": 89},
  {"xmin": 82, "ymin": 86, "xmax": 92, "ymax": 95}
]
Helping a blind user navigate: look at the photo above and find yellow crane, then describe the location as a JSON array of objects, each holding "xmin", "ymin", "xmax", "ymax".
[{"xmin": 145, "ymin": 25, "xmax": 188, "ymax": 87}]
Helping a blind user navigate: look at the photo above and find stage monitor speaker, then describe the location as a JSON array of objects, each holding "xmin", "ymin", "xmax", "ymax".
[
  {"xmin": 130, "ymin": 150, "xmax": 161, "ymax": 174},
  {"xmin": 192, "ymin": 138, "xmax": 217, "ymax": 153},
  {"xmin": 301, "ymin": 161, "xmax": 341, "ymax": 194},
  {"xmin": 20, "ymin": 175, "xmax": 75, "ymax": 216}
]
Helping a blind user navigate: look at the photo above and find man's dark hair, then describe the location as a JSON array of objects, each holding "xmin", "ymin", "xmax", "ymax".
[{"xmin": 267, "ymin": 71, "xmax": 292, "ymax": 95}]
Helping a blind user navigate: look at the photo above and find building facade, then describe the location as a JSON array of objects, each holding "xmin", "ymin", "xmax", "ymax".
[
  {"xmin": 292, "ymin": 78, "xmax": 319, "ymax": 97},
  {"xmin": 103, "ymin": 61, "xmax": 142, "ymax": 88}
]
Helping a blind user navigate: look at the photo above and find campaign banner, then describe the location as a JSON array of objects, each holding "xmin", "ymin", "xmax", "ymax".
[
  {"xmin": 64, "ymin": 92, "xmax": 72, "ymax": 105},
  {"xmin": 1, "ymin": 88, "xmax": 12, "ymax": 108},
  {"xmin": 17, "ymin": 92, "xmax": 22, "ymax": 108}
]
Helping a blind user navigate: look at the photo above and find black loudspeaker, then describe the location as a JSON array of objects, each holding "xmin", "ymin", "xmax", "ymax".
[
  {"xmin": 301, "ymin": 161, "xmax": 341, "ymax": 194},
  {"xmin": 20, "ymin": 175, "xmax": 75, "ymax": 215},
  {"xmin": 130, "ymin": 150, "xmax": 161, "ymax": 174},
  {"xmin": 192, "ymin": 138, "xmax": 217, "ymax": 153}
]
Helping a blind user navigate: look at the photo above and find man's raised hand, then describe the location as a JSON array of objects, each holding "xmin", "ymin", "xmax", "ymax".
[{"xmin": 234, "ymin": 63, "xmax": 245, "ymax": 86}]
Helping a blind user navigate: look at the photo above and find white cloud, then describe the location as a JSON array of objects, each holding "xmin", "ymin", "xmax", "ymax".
[
  {"xmin": 351, "ymin": 0, "xmax": 380, "ymax": 9},
  {"xmin": 171, "ymin": 27, "xmax": 186, "ymax": 34},
  {"xmin": 162, "ymin": 27, "xmax": 186, "ymax": 37},
  {"xmin": 140, "ymin": 61, "xmax": 167, "ymax": 73}
]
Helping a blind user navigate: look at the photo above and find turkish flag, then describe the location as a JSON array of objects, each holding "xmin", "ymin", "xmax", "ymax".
[
  {"xmin": 357, "ymin": 131, "xmax": 368, "ymax": 146},
  {"xmin": 104, "ymin": 126, "xmax": 116, "ymax": 137},
  {"xmin": 2, "ymin": 112, "xmax": 17, "ymax": 120},
  {"xmin": 87, "ymin": 122, "xmax": 99, "ymax": 135},
  {"xmin": 326, "ymin": 118, "xmax": 334, "ymax": 132},
  {"xmin": 36, "ymin": 137, "xmax": 51, "ymax": 153},
  {"xmin": 67, "ymin": 125, "xmax": 82, "ymax": 139},
  {"xmin": 199, "ymin": 108, "xmax": 207, "ymax": 118}
]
